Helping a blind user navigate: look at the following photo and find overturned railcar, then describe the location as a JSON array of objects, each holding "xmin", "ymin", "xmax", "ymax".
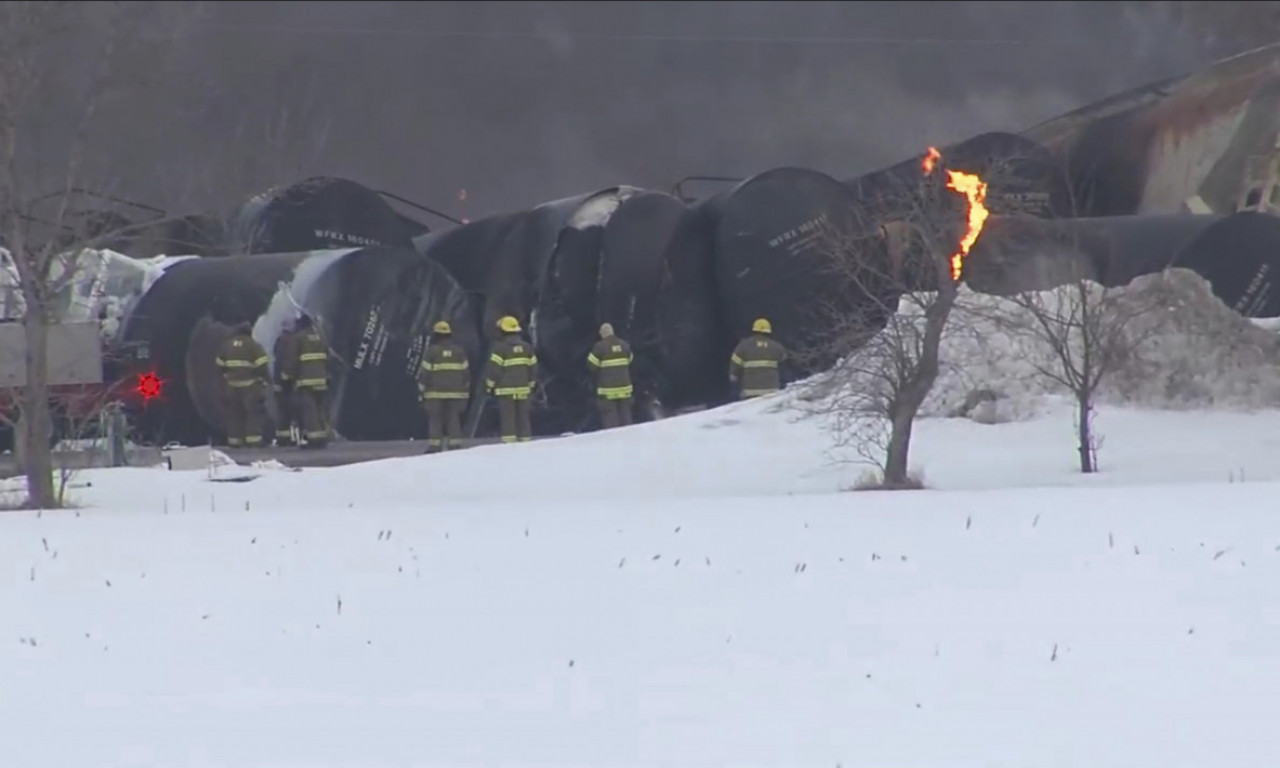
[
  {"xmin": 416, "ymin": 186, "xmax": 686, "ymax": 434},
  {"xmin": 964, "ymin": 211, "xmax": 1280, "ymax": 318},
  {"xmin": 229, "ymin": 176, "xmax": 430, "ymax": 255},
  {"xmin": 534, "ymin": 187, "xmax": 686, "ymax": 429},
  {"xmin": 116, "ymin": 245, "xmax": 479, "ymax": 446},
  {"xmin": 709, "ymin": 167, "xmax": 888, "ymax": 378}
]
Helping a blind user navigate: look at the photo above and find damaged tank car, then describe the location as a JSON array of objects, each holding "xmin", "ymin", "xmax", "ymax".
[
  {"xmin": 844, "ymin": 132, "xmax": 1072, "ymax": 225},
  {"xmin": 228, "ymin": 176, "xmax": 432, "ymax": 255},
  {"xmin": 1024, "ymin": 42, "xmax": 1280, "ymax": 217},
  {"xmin": 533, "ymin": 187, "xmax": 686, "ymax": 430},
  {"xmin": 964, "ymin": 211, "xmax": 1280, "ymax": 319},
  {"xmin": 416, "ymin": 186, "xmax": 688, "ymax": 435},
  {"xmin": 115, "ymin": 245, "xmax": 479, "ymax": 446}
]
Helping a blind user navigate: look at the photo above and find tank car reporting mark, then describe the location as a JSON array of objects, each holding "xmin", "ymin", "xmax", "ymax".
[{"xmin": 922, "ymin": 146, "xmax": 991, "ymax": 281}]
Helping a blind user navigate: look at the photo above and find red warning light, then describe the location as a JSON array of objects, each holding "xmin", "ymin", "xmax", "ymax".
[{"xmin": 136, "ymin": 372, "xmax": 163, "ymax": 401}]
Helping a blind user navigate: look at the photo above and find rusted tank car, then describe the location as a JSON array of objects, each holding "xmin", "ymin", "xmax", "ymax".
[{"xmin": 1025, "ymin": 43, "xmax": 1280, "ymax": 217}]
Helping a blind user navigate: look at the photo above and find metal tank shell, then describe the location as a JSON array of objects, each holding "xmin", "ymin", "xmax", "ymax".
[
  {"xmin": 596, "ymin": 190, "xmax": 688, "ymax": 413},
  {"xmin": 711, "ymin": 167, "xmax": 882, "ymax": 378},
  {"xmin": 533, "ymin": 188, "xmax": 685, "ymax": 431},
  {"xmin": 965, "ymin": 211, "xmax": 1280, "ymax": 318},
  {"xmin": 305, "ymin": 246, "xmax": 482, "ymax": 441},
  {"xmin": 652, "ymin": 199, "xmax": 733, "ymax": 411},
  {"xmin": 119, "ymin": 251, "xmax": 310, "ymax": 445},
  {"xmin": 118, "ymin": 245, "xmax": 479, "ymax": 445},
  {"xmin": 1024, "ymin": 43, "xmax": 1280, "ymax": 216},
  {"xmin": 229, "ymin": 176, "xmax": 426, "ymax": 254}
]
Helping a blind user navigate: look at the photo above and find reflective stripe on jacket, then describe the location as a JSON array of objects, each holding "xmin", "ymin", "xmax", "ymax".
[
  {"xmin": 419, "ymin": 340, "xmax": 471, "ymax": 400},
  {"xmin": 216, "ymin": 334, "xmax": 270, "ymax": 389},
  {"xmin": 293, "ymin": 330, "xmax": 329, "ymax": 389},
  {"xmin": 587, "ymin": 335, "xmax": 634, "ymax": 399},
  {"xmin": 729, "ymin": 334, "xmax": 786, "ymax": 398},
  {"xmin": 484, "ymin": 334, "xmax": 538, "ymax": 399}
]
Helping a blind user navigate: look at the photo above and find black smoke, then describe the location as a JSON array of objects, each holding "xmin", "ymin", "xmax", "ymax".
[{"xmin": 30, "ymin": 1, "xmax": 1233, "ymax": 224}]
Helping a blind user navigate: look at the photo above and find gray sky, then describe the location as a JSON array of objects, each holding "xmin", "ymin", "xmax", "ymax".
[{"xmin": 69, "ymin": 1, "xmax": 1221, "ymax": 223}]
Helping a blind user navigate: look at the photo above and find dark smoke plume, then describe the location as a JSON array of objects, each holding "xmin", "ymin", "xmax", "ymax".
[{"xmin": 28, "ymin": 1, "xmax": 1241, "ymax": 223}]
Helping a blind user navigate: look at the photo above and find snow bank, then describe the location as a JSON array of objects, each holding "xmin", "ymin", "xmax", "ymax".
[
  {"xmin": 5, "ymin": 401, "xmax": 1280, "ymax": 766},
  {"xmin": 878, "ymin": 269, "xmax": 1280, "ymax": 421}
]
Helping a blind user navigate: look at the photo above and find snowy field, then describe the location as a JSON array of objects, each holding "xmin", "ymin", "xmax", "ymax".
[{"xmin": 5, "ymin": 388, "xmax": 1280, "ymax": 767}]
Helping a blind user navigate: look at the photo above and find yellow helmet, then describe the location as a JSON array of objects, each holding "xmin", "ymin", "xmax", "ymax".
[
  {"xmin": 599, "ymin": 322, "xmax": 614, "ymax": 338},
  {"xmin": 497, "ymin": 315, "xmax": 522, "ymax": 333},
  {"xmin": 432, "ymin": 320, "xmax": 452, "ymax": 335},
  {"xmin": 752, "ymin": 317, "xmax": 772, "ymax": 334}
]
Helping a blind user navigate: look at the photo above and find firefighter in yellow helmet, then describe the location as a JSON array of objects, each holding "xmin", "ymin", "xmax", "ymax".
[
  {"xmin": 418, "ymin": 319, "xmax": 471, "ymax": 453},
  {"xmin": 215, "ymin": 321, "xmax": 271, "ymax": 447},
  {"xmin": 729, "ymin": 317, "xmax": 787, "ymax": 400},
  {"xmin": 289, "ymin": 314, "xmax": 332, "ymax": 448},
  {"xmin": 484, "ymin": 314, "xmax": 538, "ymax": 443},
  {"xmin": 586, "ymin": 321, "xmax": 634, "ymax": 429}
]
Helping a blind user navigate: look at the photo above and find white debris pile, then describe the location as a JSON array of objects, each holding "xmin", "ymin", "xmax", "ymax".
[
  {"xmin": 0, "ymin": 247, "xmax": 196, "ymax": 337},
  {"xmin": 918, "ymin": 268, "xmax": 1280, "ymax": 419}
]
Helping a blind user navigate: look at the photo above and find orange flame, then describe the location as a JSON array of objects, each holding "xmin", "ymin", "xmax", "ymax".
[
  {"xmin": 922, "ymin": 146, "xmax": 941, "ymax": 174},
  {"xmin": 922, "ymin": 146, "xmax": 989, "ymax": 281}
]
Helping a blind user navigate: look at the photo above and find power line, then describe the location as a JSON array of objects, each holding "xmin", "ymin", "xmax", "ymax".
[{"xmin": 182, "ymin": 22, "xmax": 1093, "ymax": 47}]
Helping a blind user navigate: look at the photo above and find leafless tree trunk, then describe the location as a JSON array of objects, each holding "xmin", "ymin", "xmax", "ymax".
[
  {"xmin": 989, "ymin": 273, "xmax": 1162, "ymax": 473},
  {"xmin": 0, "ymin": 1, "xmax": 190, "ymax": 507},
  {"xmin": 800, "ymin": 146, "xmax": 991, "ymax": 489}
]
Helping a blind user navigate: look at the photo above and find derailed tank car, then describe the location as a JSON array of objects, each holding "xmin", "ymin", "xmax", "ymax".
[
  {"xmin": 1024, "ymin": 43, "xmax": 1280, "ymax": 217},
  {"xmin": 417, "ymin": 186, "xmax": 687, "ymax": 435},
  {"xmin": 229, "ymin": 176, "xmax": 430, "ymax": 255},
  {"xmin": 964, "ymin": 211, "xmax": 1280, "ymax": 318},
  {"xmin": 709, "ymin": 168, "xmax": 890, "ymax": 377},
  {"xmin": 116, "ymin": 245, "xmax": 479, "ymax": 446},
  {"xmin": 844, "ymin": 132, "xmax": 1072, "ymax": 224},
  {"xmin": 533, "ymin": 187, "xmax": 686, "ymax": 430}
]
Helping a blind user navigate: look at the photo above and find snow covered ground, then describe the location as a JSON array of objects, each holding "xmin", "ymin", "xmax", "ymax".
[{"xmin": 5, "ymin": 389, "xmax": 1280, "ymax": 767}]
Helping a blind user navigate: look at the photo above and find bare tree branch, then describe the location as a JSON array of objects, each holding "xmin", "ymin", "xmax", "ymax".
[
  {"xmin": 795, "ymin": 146, "xmax": 993, "ymax": 489},
  {"xmin": 0, "ymin": 1, "xmax": 192, "ymax": 507}
]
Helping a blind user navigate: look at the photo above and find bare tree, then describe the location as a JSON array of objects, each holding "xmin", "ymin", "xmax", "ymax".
[
  {"xmin": 986, "ymin": 261, "xmax": 1163, "ymax": 473},
  {"xmin": 800, "ymin": 147, "xmax": 989, "ymax": 489},
  {"xmin": 0, "ymin": 1, "xmax": 191, "ymax": 507}
]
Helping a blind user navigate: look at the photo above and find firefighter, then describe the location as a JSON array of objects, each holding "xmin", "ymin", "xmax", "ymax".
[
  {"xmin": 729, "ymin": 317, "xmax": 787, "ymax": 400},
  {"xmin": 215, "ymin": 321, "xmax": 270, "ymax": 447},
  {"xmin": 291, "ymin": 313, "xmax": 331, "ymax": 448},
  {"xmin": 586, "ymin": 322, "xmax": 634, "ymax": 429},
  {"xmin": 272, "ymin": 317, "xmax": 301, "ymax": 446},
  {"xmin": 418, "ymin": 319, "xmax": 471, "ymax": 453},
  {"xmin": 484, "ymin": 315, "xmax": 538, "ymax": 443}
]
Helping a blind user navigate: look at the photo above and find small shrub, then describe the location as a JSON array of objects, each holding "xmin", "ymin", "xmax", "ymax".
[{"xmin": 848, "ymin": 467, "xmax": 927, "ymax": 491}]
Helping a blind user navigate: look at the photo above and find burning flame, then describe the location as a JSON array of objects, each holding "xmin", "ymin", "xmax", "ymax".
[
  {"xmin": 922, "ymin": 146, "xmax": 989, "ymax": 281},
  {"xmin": 922, "ymin": 146, "xmax": 941, "ymax": 175}
]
